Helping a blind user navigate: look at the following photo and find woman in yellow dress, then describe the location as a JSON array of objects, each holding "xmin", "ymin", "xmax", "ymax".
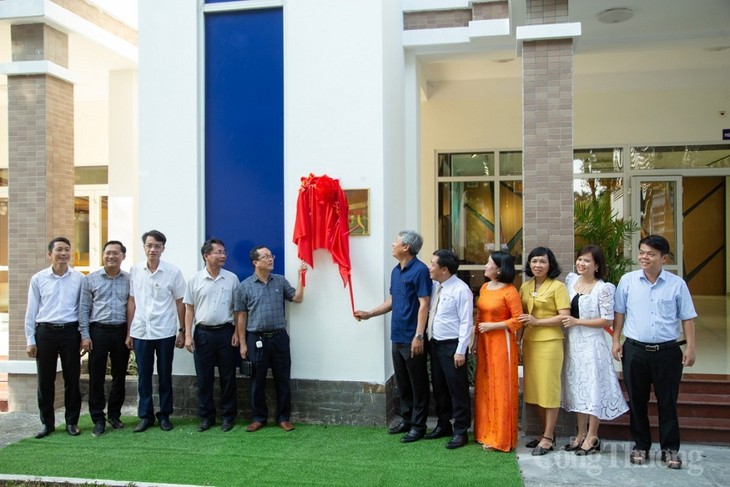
[
  {"xmin": 518, "ymin": 247, "xmax": 571, "ymax": 456},
  {"xmin": 473, "ymin": 251, "xmax": 523, "ymax": 452}
]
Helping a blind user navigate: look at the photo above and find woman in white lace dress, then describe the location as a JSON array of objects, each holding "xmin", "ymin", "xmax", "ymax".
[{"xmin": 561, "ymin": 245, "xmax": 628, "ymax": 455}]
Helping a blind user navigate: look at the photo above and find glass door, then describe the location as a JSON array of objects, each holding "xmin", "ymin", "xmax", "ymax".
[{"xmin": 631, "ymin": 176, "xmax": 683, "ymax": 275}]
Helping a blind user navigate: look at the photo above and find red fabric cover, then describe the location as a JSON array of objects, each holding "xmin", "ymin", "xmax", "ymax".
[{"xmin": 293, "ymin": 174, "xmax": 354, "ymax": 313}]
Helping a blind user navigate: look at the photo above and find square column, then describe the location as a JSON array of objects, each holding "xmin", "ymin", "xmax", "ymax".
[{"xmin": 7, "ymin": 23, "xmax": 75, "ymax": 412}]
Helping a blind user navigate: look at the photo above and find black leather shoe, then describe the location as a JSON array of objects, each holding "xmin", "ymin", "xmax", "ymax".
[
  {"xmin": 66, "ymin": 424, "xmax": 80, "ymax": 436},
  {"xmin": 133, "ymin": 418, "xmax": 154, "ymax": 433},
  {"xmin": 400, "ymin": 429, "xmax": 425, "ymax": 443},
  {"xmin": 445, "ymin": 434, "xmax": 468, "ymax": 449},
  {"xmin": 388, "ymin": 421, "xmax": 410, "ymax": 435},
  {"xmin": 92, "ymin": 421, "xmax": 106, "ymax": 437},
  {"xmin": 159, "ymin": 417, "xmax": 173, "ymax": 431},
  {"xmin": 107, "ymin": 417, "xmax": 125, "ymax": 429},
  {"xmin": 221, "ymin": 421, "xmax": 234, "ymax": 432},
  {"xmin": 198, "ymin": 419, "xmax": 214, "ymax": 432},
  {"xmin": 424, "ymin": 425, "xmax": 454, "ymax": 440},
  {"xmin": 35, "ymin": 425, "xmax": 55, "ymax": 439}
]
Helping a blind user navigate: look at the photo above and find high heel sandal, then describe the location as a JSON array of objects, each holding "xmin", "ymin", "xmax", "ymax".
[
  {"xmin": 563, "ymin": 436, "xmax": 584, "ymax": 452},
  {"xmin": 575, "ymin": 437, "xmax": 601, "ymax": 456},
  {"xmin": 531, "ymin": 436, "xmax": 554, "ymax": 456}
]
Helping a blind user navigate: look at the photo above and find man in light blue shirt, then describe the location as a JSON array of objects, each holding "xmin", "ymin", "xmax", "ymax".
[
  {"xmin": 24, "ymin": 237, "xmax": 83, "ymax": 439},
  {"xmin": 612, "ymin": 235, "xmax": 696, "ymax": 470}
]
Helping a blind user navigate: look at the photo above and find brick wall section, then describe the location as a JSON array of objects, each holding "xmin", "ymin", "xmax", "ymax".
[
  {"xmin": 82, "ymin": 376, "xmax": 396, "ymax": 426},
  {"xmin": 403, "ymin": 9, "xmax": 472, "ymax": 30},
  {"xmin": 522, "ymin": 39, "xmax": 574, "ymax": 274},
  {"xmin": 7, "ymin": 24, "xmax": 75, "ymax": 413},
  {"xmin": 11, "ymin": 24, "xmax": 69, "ymax": 66},
  {"xmin": 472, "ymin": 1, "xmax": 509, "ymax": 21},
  {"xmin": 50, "ymin": 0, "xmax": 138, "ymax": 45},
  {"xmin": 526, "ymin": 0, "xmax": 569, "ymax": 25},
  {"xmin": 521, "ymin": 26, "xmax": 576, "ymax": 437}
]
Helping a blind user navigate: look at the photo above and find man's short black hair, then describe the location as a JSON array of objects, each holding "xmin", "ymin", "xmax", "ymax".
[
  {"xmin": 103, "ymin": 240, "xmax": 127, "ymax": 254},
  {"xmin": 202, "ymin": 238, "xmax": 225, "ymax": 260},
  {"xmin": 48, "ymin": 236, "xmax": 70, "ymax": 253},
  {"xmin": 142, "ymin": 230, "xmax": 167, "ymax": 245},
  {"xmin": 433, "ymin": 249, "xmax": 459, "ymax": 275},
  {"xmin": 249, "ymin": 245, "xmax": 267, "ymax": 264},
  {"xmin": 639, "ymin": 234, "xmax": 670, "ymax": 256}
]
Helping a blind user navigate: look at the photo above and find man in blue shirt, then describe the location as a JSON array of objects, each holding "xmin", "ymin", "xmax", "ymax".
[
  {"xmin": 355, "ymin": 230, "xmax": 432, "ymax": 443},
  {"xmin": 612, "ymin": 235, "xmax": 696, "ymax": 470}
]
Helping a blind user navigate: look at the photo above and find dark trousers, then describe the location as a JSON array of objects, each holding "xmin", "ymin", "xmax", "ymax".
[
  {"xmin": 392, "ymin": 342, "xmax": 430, "ymax": 431},
  {"xmin": 622, "ymin": 340, "xmax": 684, "ymax": 451},
  {"xmin": 134, "ymin": 336, "xmax": 175, "ymax": 420},
  {"xmin": 88, "ymin": 325, "xmax": 130, "ymax": 423},
  {"xmin": 35, "ymin": 325, "xmax": 82, "ymax": 426},
  {"xmin": 247, "ymin": 330, "xmax": 291, "ymax": 424},
  {"xmin": 194, "ymin": 326, "xmax": 238, "ymax": 422},
  {"xmin": 429, "ymin": 339, "xmax": 471, "ymax": 436}
]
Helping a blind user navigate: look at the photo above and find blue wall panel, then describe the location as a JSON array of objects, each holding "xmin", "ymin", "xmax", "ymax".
[{"xmin": 204, "ymin": 9, "xmax": 284, "ymax": 278}]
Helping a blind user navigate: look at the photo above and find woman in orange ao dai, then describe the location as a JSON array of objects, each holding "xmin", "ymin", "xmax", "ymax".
[{"xmin": 473, "ymin": 251, "xmax": 523, "ymax": 451}]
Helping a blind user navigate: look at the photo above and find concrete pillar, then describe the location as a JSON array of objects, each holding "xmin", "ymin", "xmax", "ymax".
[{"xmin": 7, "ymin": 23, "xmax": 75, "ymax": 411}]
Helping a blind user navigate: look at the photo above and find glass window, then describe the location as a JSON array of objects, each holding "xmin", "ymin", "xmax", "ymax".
[
  {"xmin": 437, "ymin": 181, "xmax": 495, "ymax": 265},
  {"xmin": 499, "ymin": 151, "xmax": 523, "ymax": 176},
  {"xmin": 573, "ymin": 148, "xmax": 622, "ymax": 174},
  {"xmin": 499, "ymin": 181, "xmax": 523, "ymax": 264},
  {"xmin": 631, "ymin": 145, "xmax": 730, "ymax": 170},
  {"xmin": 438, "ymin": 152, "xmax": 494, "ymax": 177},
  {"xmin": 101, "ymin": 196, "xmax": 108, "ymax": 254},
  {"xmin": 74, "ymin": 166, "xmax": 108, "ymax": 185},
  {"xmin": 74, "ymin": 196, "xmax": 90, "ymax": 267}
]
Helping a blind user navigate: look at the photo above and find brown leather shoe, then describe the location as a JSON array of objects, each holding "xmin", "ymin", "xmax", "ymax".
[
  {"xmin": 246, "ymin": 421, "xmax": 265, "ymax": 432},
  {"xmin": 279, "ymin": 421, "xmax": 295, "ymax": 432}
]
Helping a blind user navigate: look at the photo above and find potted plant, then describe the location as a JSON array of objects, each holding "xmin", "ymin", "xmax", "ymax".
[{"xmin": 574, "ymin": 192, "xmax": 639, "ymax": 285}]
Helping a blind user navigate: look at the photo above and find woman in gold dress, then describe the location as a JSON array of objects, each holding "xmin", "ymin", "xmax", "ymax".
[{"xmin": 518, "ymin": 247, "xmax": 570, "ymax": 456}]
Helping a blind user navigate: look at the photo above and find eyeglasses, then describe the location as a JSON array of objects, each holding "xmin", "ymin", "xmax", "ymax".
[{"xmin": 257, "ymin": 254, "xmax": 275, "ymax": 260}]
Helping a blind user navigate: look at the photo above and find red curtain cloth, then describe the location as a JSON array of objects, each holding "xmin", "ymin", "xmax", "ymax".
[{"xmin": 293, "ymin": 174, "xmax": 355, "ymax": 314}]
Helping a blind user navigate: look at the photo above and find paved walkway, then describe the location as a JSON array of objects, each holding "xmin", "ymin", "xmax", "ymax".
[
  {"xmin": 1, "ymin": 412, "xmax": 728, "ymax": 486},
  {"xmin": 518, "ymin": 436, "xmax": 730, "ymax": 487}
]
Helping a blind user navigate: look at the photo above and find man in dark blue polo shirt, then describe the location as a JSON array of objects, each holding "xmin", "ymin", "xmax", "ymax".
[{"xmin": 355, "ymin": 230, "xmax": 432, "ymax": 443}]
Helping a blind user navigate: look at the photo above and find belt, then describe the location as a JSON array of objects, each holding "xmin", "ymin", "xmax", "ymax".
[
  {"xmin": 430, "ymin": 338, "xmax": 458, "ymax": 344},
  {"xmin": 90, "ymin": 322, "xmax": 126, "ymax": 329},
  {"xmin": 37, "ymin": 321, "xmax": 78, "ymax": 330},
  {"xmin": 197, "ymin": 322, "xmax": 233, "ymax": 331},
  {"xmin": 625, "ymin": 337, "xmax": 687, "ymax": 352},
  {"xmin": 256, "ymin": 329, "xmax": 285, "ymax": 338}
]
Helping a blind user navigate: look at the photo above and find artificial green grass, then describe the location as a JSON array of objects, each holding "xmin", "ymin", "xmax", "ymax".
[{"xmin": 0, "ymin": 416, "xmax": 523, "ymax": 486}]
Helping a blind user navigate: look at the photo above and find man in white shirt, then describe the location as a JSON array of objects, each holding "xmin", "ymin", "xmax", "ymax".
[
  {"xmin": 127, "ymin": 230, "xmax": 186, "ymax": 433},
  {"xmin": 184, "ymin": 239, "xmax": 240, "ymax": 432},
  {"xmin": 24, "ymin": 237, "xmax": 84, "ymax": 439},
  {"xmin": 424, "ymin": 249, "xmax": 474, "ymax": 449}
]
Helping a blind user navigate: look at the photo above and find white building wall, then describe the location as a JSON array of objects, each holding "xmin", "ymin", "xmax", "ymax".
[
  {"xmin": 138, "ymin": 0, "xmax": 200, "ymax": 374},
  {"xmin": 285, "ymin": 0, "xmax": 402, "ymax": 383}
]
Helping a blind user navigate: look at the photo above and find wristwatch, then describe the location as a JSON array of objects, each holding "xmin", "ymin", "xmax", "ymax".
[
  {"xmin": 415, "ymin": 333, "xmax": 424, "ymax": 340},
  {"xmin": 178, "ymin": 328, "xmax": 185, "ymax": 333}
]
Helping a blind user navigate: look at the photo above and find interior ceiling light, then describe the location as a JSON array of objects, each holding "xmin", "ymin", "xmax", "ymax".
[{"xmin": 597, "ymin": 7, "xmax": 633, "ymax": 24}]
